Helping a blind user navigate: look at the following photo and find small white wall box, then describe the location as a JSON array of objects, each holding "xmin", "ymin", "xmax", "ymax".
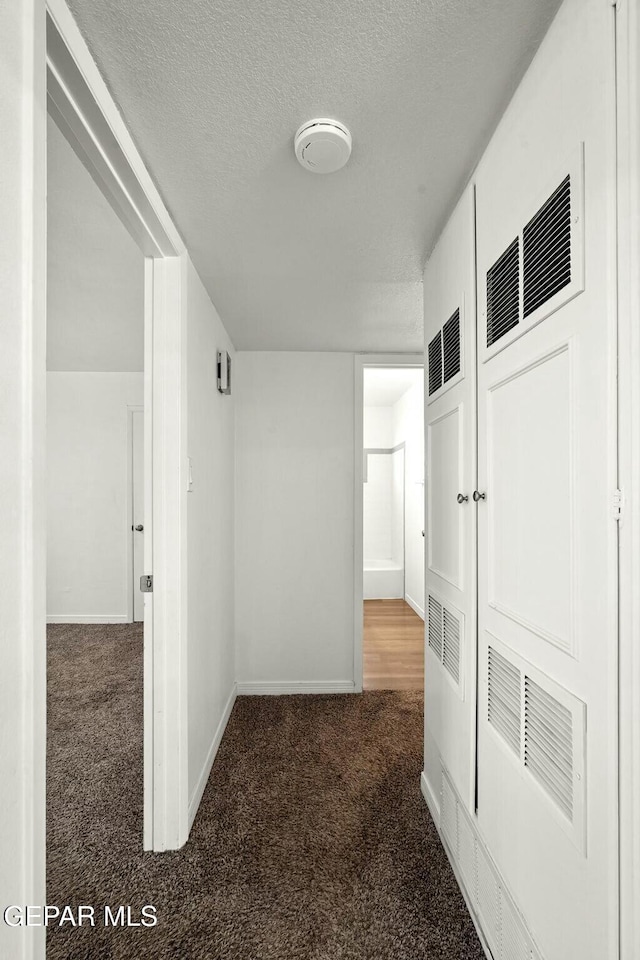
[{"xmin": 217, "ymin": 350, "xmax": 231, "ymax": 395}]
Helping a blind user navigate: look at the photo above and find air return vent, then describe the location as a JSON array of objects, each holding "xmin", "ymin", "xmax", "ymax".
[
  {"xmin": 487, "ymin": 646, "xmax": 521, "ymax": 756},
  {"xmin": 442, "ymin": 609, "xmax": 460, "ymax": 684},
  {"xmin": 485, "ymin": 640, "xmax": 586, "ymax": 850},
  {"xmin": 428, "ymin": 594, "xmax": 463, "ymax": 692},
  {"xmin": 486, "ymin": 238, "xmax": 520, "ymax": 347},
  {"xmin": 428, "ymin": 331, "xmax": 443, "ymax": 396},
  {"xmin": 524, "ymin": 676, "xmax": 574, "ymax": 821},
  {"xmin": 523, "ymin": 175, "xmax": 571, "ymax": 318},
  {"xmin": 442, "ymin": 309, "xmax": 461, "ymax": 383},
  {"xmin": 428, "ymin": 595, "xmax": 443, "ymax": 659}
]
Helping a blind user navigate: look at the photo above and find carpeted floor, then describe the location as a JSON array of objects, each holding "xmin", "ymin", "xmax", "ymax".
[{"xmin": 47, "ymin": 624, "xmax": 483, "ymax": 960}]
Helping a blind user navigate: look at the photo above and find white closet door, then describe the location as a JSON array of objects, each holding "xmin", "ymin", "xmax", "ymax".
[
  {"xmin": 475, "ymin": 1, "xmax": 617, "ymax": 957},
  {"xmin": 423, "ymin": 185, "xmax": 477, "ymax": 812}
]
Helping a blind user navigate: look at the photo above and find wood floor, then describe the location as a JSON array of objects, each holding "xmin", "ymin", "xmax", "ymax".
[{"xmin": 363, "ymin": 599, "xmax": 424, "ymax": 691}]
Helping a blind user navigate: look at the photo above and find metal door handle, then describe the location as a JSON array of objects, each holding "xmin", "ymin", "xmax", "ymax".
[
  {"xmin": 472, "ymin": 491, "xmax": 486, "ymax": 502},
  {"xmin": 457, "ymin": 493, "xmax": 468, "ymax": 504},
  {"xmin": 134, "ymin": 524, "xmax": 144, "ymax": 532}
]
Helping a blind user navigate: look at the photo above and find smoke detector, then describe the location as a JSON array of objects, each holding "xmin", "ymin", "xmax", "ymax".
[{"xmin": 294, "ymin": 119, "xmax": 352, "ymax": 174}]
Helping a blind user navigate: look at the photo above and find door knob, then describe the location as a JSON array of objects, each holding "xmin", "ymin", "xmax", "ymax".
[
  {"xmin": 134, "ymin": 524, "xmax": 144, "ymax": 532},
  {"xmin": 472, "ymin": 491, "xmax": 486, "ymax": 502},
  {"xmin": 457, "ymin": 493, "xmax": 469, "ymax": 504}
]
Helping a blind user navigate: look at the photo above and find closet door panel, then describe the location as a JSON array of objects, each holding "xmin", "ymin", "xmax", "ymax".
[
  {"xmin": 423, "ymin": 185, "xmax": 477, "ymax": 812},
  {"xmin": 474, "ymin": 0, "xmax": 617, "ymax": 957}
]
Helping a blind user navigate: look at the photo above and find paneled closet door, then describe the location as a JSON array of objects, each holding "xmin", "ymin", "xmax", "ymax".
[
  {"xmin": 423, "ymin": 185, "xmax": 477, "ymax": 813},
  {"xmin": 474, "ymin": 1, "xmax": 617, "ymax": 958}
]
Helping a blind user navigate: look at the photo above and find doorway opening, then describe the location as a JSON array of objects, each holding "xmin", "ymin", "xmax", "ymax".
[
  {"xmin": 354, "ymin": 358, "xmax": 424, "ymax": 691},
  {"xmin": 45, "ymin": 108, "xmax": 147, "ymax": 933}
]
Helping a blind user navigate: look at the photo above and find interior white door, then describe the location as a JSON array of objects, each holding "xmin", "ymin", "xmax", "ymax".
[
  {"xmin": 474, "ymin": 1, "xmax": 617, "ymax": 957},
  {"xmin": 132, "ymin": 408, "xmax": 144, "ymax": 622},
  {"xmin": 423, "ymin": 184, "xmax": 477, "ymax": 813}
]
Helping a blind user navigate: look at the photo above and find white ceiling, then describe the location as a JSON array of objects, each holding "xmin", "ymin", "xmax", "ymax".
[
  {"xmin": 47, "ymin": 114, "xmax": 143, "ymax": 372},
  {"xmin": 66, "ymin": 0, "xmax": 561, "ymax": 352},
  {"xmin": 364, "ymin": 367, "xmax": 423, "ymax": 407}
]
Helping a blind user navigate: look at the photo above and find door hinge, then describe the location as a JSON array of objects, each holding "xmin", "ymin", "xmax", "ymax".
[
  {"xmin": 140, "ymin": 574, "xmax": 153, "ymax": 592},
  {"xmin": 613, "ymin": 489, "xmax": 624, "ymax": 521}
]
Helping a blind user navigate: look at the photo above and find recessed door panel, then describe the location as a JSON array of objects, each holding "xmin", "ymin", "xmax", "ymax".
[
  {"xmin": 428, "ymin": 406, "xmax": 462, "ymax": 589},
  {"xmin": 487, "ymin": 345, "xmax": 573, "ymax": 654}
]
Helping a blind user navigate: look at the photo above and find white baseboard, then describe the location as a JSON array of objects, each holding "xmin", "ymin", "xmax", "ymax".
[
  {"xmin": 188, "ymin": 682, "xmax": 237, "ymax": 831},
  {"xmin": 420, "ymin": 770, "xmax": 440, "ymax": 824},
  {"xmin": 46, "ymin": 614, "xmax": 129, "ymax": 624},
  {"xmin": 236, "ymin": 680, "xmax": 356, "ymax": 696},
  {"xmin": 405, "ymin": 594, "xmax": 425, "ymax": 620}
]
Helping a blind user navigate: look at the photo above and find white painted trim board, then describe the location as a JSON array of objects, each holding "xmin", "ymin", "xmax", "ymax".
[
  {"xmin": 46, "ymin": 615, "xmax": 129, "ymax": 624},
  {"xmin": 188, "ymin": 683, "xmax": 237, "ymax": 830},
  {"xmin": 405, "ymin": 593, "xmax": 425, "ymax": 620},
  {"xmin": 237, "ymin": 681, "xmax": 356, "ymax": 696}
]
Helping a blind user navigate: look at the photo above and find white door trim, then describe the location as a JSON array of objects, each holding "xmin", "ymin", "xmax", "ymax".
[
  {"xmin": 615, "ymin": 2, "xmax": 640, "ymax": 956},
  {"xmin": 126, "ymin": 405, "xmax": 144, "ymax": 623},
  {"xmin": 353, "ymin": 353, "xmax": 424, "ymax": 691},
  {"xmin": 43, "ymin": 0, "xmax": 189, "ymax": 862}
]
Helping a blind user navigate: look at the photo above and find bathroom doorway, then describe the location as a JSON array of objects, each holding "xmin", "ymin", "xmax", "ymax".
[{"xmin": 354, "ymin": 358, "xmax": 425, "ymax": 691}]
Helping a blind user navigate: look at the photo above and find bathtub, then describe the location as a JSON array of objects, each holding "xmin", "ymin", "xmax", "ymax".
[{"xmin": 363, "ymin": 559, "xmax": 404, "ymax": 600}]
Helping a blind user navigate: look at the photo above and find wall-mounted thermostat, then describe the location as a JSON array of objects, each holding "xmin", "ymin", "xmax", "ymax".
[{"xmin": 217, "ymin": 350, "xmax": 231, "ymax": 395}]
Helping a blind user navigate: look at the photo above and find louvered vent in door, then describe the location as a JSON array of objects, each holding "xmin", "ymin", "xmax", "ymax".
[
  {"xmin": 486, "ymin": 238, "xmax": 520, "ymax": 347},
  {"xmin": 487, "ymin": 646, "xmax": 521, "ymax": 756},
  {"xmin": 428, "ymin": 595, "xmax": 443, "ymax": 659},
  {"xmin": 442, "ymin": 608, "xmax": 460, "ymax": 684},
  {"xmin": 442, "ymin": 309, "xmax": 461, "ymax": 383},
  {"xmin": 428, "ymin": 331, "xmax": 443, "ymax": 396},
  {"xmin": 524, "ymin": 677, "xmax": 573, "ymax": 821},
  {"xmin": 523, "ymin": 174, "xmax": 571, "ymax": 318}
]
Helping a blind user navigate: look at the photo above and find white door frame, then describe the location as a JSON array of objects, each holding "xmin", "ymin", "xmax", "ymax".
[
  {"xmin": 615, "ymin": 1, "xmax": 640, "ymax": 956},
  {"xmin": 126, "ymin": 405, "xmax": 144, "ymax": 623},
  {"xmin": 353, "ymin": 353, "xmax": 424, "ymax": 691},
  {"xmin": 46, "ymin": 0, "xmax": 189, "ymax": 855}
]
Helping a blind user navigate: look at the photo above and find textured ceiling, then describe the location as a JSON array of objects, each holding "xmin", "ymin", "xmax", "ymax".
[
  {"xmin": 364, "ymin": 367, "xmax": 423, "ymax": 407},
  {"xmin": 47, "ymin": 115, "xmax": 143, "ymax": 371},
  {"xmin": 66, "ymin": 0, "xmax": 561, "ymax": 352}
]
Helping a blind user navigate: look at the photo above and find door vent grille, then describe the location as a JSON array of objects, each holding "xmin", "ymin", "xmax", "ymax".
[
  {"xmin": 486, "ymin": 238, "xmax": 520, "ymax": 347},
  {"xmin": 428, "ymin": 331, "xmax": 443, "ymax": 396},
  {"xmin": 524, "ymin": 676, "xmax": 574, "ymax": 821},
  {"xmin": 485, "ymin": 641, "xmax": 586, "ymax": 849},
  {"xmin": 442, "ymin": 309, "xmax": 461, "ymax": 383},
  {"xmin": 443, "ymin": 609, "xmax": 461, "ymax": 684},
  {"xmin": 428, "ymin": 595, "xmax": 443, "ymax": 659},
  {"xmin": 487, "ymin": 645, "xmax": 521, "ymax": 756},
  {"xmin": 523, "ymin": 175, "xmax": 571, "ymax": 319},
  {"xmin": 439, "ymin": 769, "xmax": 542, "ymax": 960},
  {"xmin": 428, "ymin": 594, "xmax": 463, "ymax": 693}
]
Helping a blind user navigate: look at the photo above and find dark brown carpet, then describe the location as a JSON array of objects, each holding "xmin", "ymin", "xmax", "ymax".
[{"xmin": 47, "ymin": 624, "xmax": 483, "ymax": 960}]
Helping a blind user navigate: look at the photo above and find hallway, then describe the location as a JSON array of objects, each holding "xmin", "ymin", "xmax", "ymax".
[
  {"xmin": 47, "ymin": 625, "xmax": 481, "ymax": 959},
  {"xmin": 363, "ymin": 600, "xmax": 424, "ymax": 691}
]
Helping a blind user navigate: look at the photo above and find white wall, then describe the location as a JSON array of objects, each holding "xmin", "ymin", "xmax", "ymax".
[
  {"xmin": 363, "ymin": 406, "xmax": 394, "ymax": 564},
  {"xmin": 47, "ymin": 116, "xmax": 144, "ymax": 372},
  {"xmin": 186, "ymin": 259, "xmax": 237, "ymax": 819},
  {"xmin": 235, "ymin": 352, "xmax": 355, "ymax": 691},
  {"xmin": 363, "ymin": 405, "xmax": 392, "ymax": 447},
  {"xmin": 363, "ymin": 453, "xmax": 393, "ymax": 562},
  {"xmin": 46, "ymin": 373, "xmax": 143, "ymax": 622},
  {"xmin": 392, "ymin": 376, "xmax": 425, "ymax": 616}
]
